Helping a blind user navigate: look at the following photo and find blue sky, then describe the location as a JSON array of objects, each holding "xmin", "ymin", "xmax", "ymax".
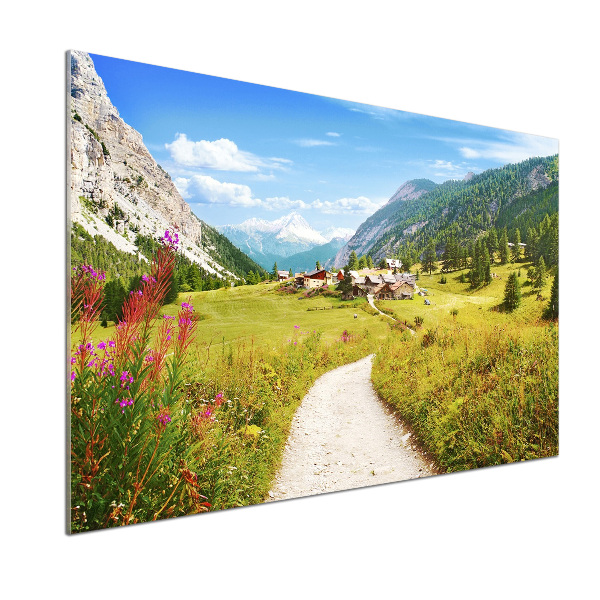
[{"xmin": 90, "ymin": 52, "xmax": 559, "ymax": 231}]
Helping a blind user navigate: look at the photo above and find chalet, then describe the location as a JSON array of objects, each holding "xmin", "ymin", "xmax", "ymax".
[
  {"xmin": 277, "ymin": 270, "xmax": 291, "ymax": 282},
  {"xmin": 363, "ymin": 274, "xmax": 384, "ymax": 292},
  {"xmin": 352, "ymin": 284, "xmax": 369, "ymax": 298},
  {"xmin": 336, "ymin": 270, "xmax": 345, "ymax": 282},
  {"xmin": 294, "ymin": 273, "xmax": 305, "ymax": 287},
  {"xmin": 303, "ymin": 269, "xmax": 335, "ymax": 288},
  {"xmin": 372, "ymin": 280, "xmax": 415, "ymax": 300}
]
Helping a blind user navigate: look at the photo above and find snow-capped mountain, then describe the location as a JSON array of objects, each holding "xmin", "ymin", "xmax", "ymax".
[
  {"xmin": 319, "ymin": 226, "xmax": 355, "ymax": 242},
  {"xmin": 219, "ymin": 212, "xmax": 328, "ymax": 261}
]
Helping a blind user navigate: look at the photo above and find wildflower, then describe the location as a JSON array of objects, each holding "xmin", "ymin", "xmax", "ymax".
[
  {"xmin": 108, "ymin": 340, "xmax": 116, "ymax": 348},
  {"xmin": 157, "ymin": 413, "xmax": 171, "ymax": 426},
  {"xmin": 71, "ymin": 371, "xmax": 76, "ymax": 382},
  {"xmin": 294, "ymin": 325, "xmax": 300, "ymax": 329},
  {"xmin": 97, "ymin": 341, "xmax": 106, "ymax": 350},
  {"xmin": 70, "ymin": 357, "xmax": 76, "ymax": 365}
]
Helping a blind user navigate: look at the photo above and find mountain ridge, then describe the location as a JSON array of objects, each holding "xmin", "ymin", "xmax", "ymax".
[
  {"xmin": 334, "ymin": 156, "xmax": 558, "ymax": 268},
  {"xmin": 69, "ymin": 50, "xmax": 264, "ymax": 279},
  {"xmin": 334, "ymin": 178, "xmax": 437, "ymax": 267},
  {"xmin": 218, "ymin": 212, "xmax": 353, "ymax": 269}
]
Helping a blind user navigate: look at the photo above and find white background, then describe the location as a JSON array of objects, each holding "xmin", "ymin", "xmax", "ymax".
[{"xmin": 2, "ymin": 1, "xmax": 598, "ymax": 598}]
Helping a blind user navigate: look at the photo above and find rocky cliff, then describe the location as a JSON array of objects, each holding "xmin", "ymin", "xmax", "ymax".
[{"xmin": 69, "ymin": 50, "xmax": 230, "ymax": 275}]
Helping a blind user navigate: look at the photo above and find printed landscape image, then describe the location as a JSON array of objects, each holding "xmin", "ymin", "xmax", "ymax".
[{"xmin": 69, "ymin": 50, "xmax": 559, "ymax": 533}]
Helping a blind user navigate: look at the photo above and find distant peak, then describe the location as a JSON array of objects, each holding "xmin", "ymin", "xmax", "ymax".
[
  {"xmin": 463, "ymin": 172, "xmax": 475, "ymax": 181},
  {"xmin": 386, "ymin": 178, "xmax": 437, "ymax": 205}
]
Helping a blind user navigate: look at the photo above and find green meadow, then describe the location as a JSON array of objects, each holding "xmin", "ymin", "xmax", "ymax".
[
  {"xmin": 371, "ymin": 261, "xmax": 558, "ymax": 472},
  {"xmin": 71, "ymin": 260, "xmax": 557, "ymax": 527},
  {"xmin": 87, "ymin": 281, "xmax": 392, "ymax": 358},
  {"xmin": 377, "ymin": 262, "xmax": 551, "ymax": 329}
]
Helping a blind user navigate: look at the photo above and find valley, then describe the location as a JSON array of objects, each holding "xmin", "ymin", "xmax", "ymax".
[{"xmin": 69, "ymin": 50, "xmax": 558, "ymax": 532}]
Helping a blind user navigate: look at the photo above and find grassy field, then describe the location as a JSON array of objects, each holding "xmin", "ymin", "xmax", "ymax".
[
  {"xmin": 377, "ymin": 261, "xmax": 552, "ymax": 330},
  {"xmin": 84, "ymin": 281, "xmax": 394, "ymax": 361},
  {"xmin": 371, "ymin": 260, "xmax": 558, "ymax": 472},
  {"xmin": 71, "ymin": 259, "xmax": 558, "ymax": 527}
]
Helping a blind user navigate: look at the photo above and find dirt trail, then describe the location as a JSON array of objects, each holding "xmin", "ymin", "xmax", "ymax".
[
  {"xmin": 367, "ymin": 294, "xmax": 415, "ymax": 335},
  {"xmin": 268, "ymin": 354, "xmax": 435, "ymax": 502}
]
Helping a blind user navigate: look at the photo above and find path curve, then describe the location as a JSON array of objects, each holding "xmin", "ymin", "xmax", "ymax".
[
  {"xmin": 268, "ymin": 354, "xmax": 435, "ymax": 502},
  {"xmin": 367, "ymin": 294, "xmax": 415, "ymax": 335}
]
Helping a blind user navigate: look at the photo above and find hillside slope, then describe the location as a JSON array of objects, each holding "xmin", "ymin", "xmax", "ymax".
[
  {"xmin": 334, "ymin": 179, "xmax": 437, "ymax": 267},
  {"xmin": 69, "ymin": 50, "xmax": 264, "ymax": 279},
  {"xmin": 335, "ymin": 157, "xmax": 558, "ymax": 266}
]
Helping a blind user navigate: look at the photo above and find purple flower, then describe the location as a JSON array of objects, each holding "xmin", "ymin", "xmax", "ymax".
[
  {"xmin": 108, "ymin": 340, "xmax": 116, "ymax": 348},
  {"xmin": 157, "ymin": 413, "xmax": 172, "ymax": 426},
  {"xmin": 97, "ymin": 341, "xmax": 106, "ymax": 350},
  {"xmin": 71, "ymin": 371, "xmax": 76, "ymax": 382}
]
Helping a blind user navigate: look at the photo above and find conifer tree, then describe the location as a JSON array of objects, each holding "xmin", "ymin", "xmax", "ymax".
[
  {"xmin": 316, "ymin": 260, "xmax": 321, "ymax": 270},
  {"xmin": 366, "ymin": 256, "xmax": 374, "ymax": 269},
  {"xmin": 441, "ymin": 236, "xmax": 457, "ymax": 272},
  {"xmin": 487, "ymin": 227, "xmax": 499, "ymax": 260},
  {"xmin": 512, "ymin": 228, "xmax": 521, "ymax": 262},
  {"xmin": 482, "ymin": 244, "xmax": 492, "ymax": 284},
  {"xmin": 358, "ymin": 255, "xmax": 367, "ymax": 269},
  {"xmin": 348, "ymin": 251, "xmax": 359, "ymax": 270},
  {"xmin": 545, "ymin": 271, "xmax": 558, "ymax": 319},
  {"xmin": 423, "ymin": 240, "xmax": 437, "ymax": 275},
  {"xmin": 503, "ymin": 271, "xmax": 521, "ymax": 311},
  {"xmin": 526, "ymin": 227, "xmax": 539, "ymax": 263},
  {"xmin": 272, "ymin": 262, "xmax": 279, "ymax": 279},
  {"xmin": 534, "ymin": 255, "xmax": 547, "ymax": 291},
  {"xmin": 338, "ymin": 265, "xmax": 353, "ymax": 296},
  {"xmin": 499, "ymin": 228, "xmax": 510, "ymax": 264},
  {"xmin": 289, "ymin": 268, "xmax": 293, "ymax": 277}
]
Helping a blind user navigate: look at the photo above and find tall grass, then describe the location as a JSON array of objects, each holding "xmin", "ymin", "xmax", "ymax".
[
  {"xmin": 177, "ymin": 328, "xmax": 375, "ymax": 509},
  {"xmin": 372, "ymin": 322, "xmax": 558, "ymax": 471},
  {"xmin": 71, "ymin": 240, "xmax": 376, "ymax": 531}
]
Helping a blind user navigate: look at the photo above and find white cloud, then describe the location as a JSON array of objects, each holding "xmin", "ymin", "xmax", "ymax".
[
  {"xmin": 326, "ymin": 132, "xmax": 341, "ymax": 137},
  {"xmin": 174, "ymin": 175, "xmax": 259, "ymax": 206},
  {"xmin": 263, "ymin": 197, "xmax": 311, "ymax": 211},
  {"xmin": 175, "ymin": 175, "xmax": 309, "ymax": 211},
  {"xmin": 295, "ymin": 139, "xmax": 336, "ymax": 147},
  {"xmin": 175, "ymin": 173, "xmax": 384, "ymax": 218},
  {"xmin": 457, "ymin": 132, "xmax": 559, "ymax": 164},
  {"xmin": 165, "ymin": 133, "xmax": 293, "ymax": 172},
  {"xmin": 253, "ymin": 173, "xmax": 277, "ymax": 181},
  {"xmin": 311, "ymin": 196, "xmax": 386, "ymax": 215}
]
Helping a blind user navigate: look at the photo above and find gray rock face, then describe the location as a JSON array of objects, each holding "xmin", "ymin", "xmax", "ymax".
[{"xmin": 68, "ymin": 51, "xmax": 228, "ymax": 275}]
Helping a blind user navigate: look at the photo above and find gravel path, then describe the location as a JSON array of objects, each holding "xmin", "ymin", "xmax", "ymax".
[
  {"xmin": 268, "ymin": 354, "xmax": 435, "ymax": 502},
  {"xmin": 367, "ymin": 294, "xmax": 415, "ymax": 335}
]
